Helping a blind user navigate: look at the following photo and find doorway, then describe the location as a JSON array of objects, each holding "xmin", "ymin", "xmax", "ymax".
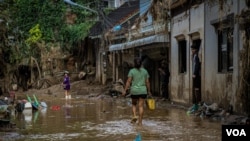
[{"xmin": 191, "ymin": 39, "xmax": 201, "ymax": 104}]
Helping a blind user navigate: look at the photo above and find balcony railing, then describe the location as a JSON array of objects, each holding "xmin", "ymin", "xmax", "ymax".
[{"xmin": 107, "ymin": 20, "xmax": 169, "ymax": 45}]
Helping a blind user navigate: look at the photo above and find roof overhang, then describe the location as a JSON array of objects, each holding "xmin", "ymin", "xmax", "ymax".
[
  {"xmin": 171, "ymin": 0, "xmax": 187, "ymax": 9},
  {"xmin": 89, "ymin": 35, "xmax": 102, "ymax": 39},
  {"xmin": 109, "ymin": 34, "xmax": 169, "ymax": 51}
]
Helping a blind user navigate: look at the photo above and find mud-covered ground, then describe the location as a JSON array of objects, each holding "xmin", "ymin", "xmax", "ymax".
[
  {"xmin": 0, "ymin": 79, "xmax": 249, "ymax": 140},
  {"xmin": 6, "ymin": 79, "xmax": 250, "ymax": 127},
  {"xmin": 14, "ymin": 80, "xmax": 107, "ymax": 102}
]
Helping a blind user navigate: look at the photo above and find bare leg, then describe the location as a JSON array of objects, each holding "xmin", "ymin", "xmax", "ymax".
[
  {"xmin": 138, "ymin": 98, "xmax": 145, "ymax": 126},
  {"xmin": 68, "ymin": 90, "xmax": 71, "ymax": 99},
  {"xmin": 132, "ymin": 105, "xmax": 137, "ymax": 117},
  {"xmin": 131, "ymin": 98, "xmax": 137, "ymax": 117},
  {"xmin": 131, "ymin": 98, "xmax": 138, "ymax": 123},
  {"xmin": 65, "ymin": 90, "xmax": 68, "ymax": 99}
]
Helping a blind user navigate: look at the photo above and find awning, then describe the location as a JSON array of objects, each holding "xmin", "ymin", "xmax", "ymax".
[{"xmin": 109, "ymin": 34, "xmax": 169, "ymax": 51}]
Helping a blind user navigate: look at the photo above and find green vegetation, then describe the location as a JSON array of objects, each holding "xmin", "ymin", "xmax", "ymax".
[
  {"xmin": 25, "ymin": 24, "xmax": 42, "ymax": 45},
  {"xmin": 0, "ymin": 0, "xmax": 98, "ymax": 64}
]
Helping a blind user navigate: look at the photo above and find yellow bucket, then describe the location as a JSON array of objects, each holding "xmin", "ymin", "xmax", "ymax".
[{"xmin": 146, "ymin": 98, "xmax": 155, "ymax": 110}]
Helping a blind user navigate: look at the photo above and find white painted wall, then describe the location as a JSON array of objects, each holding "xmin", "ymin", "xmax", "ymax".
[
  {"xmin": 203, "ymin": 0, "xmax": 246, "ymax": 111},
  {"xmin": 171, "ymin": 12, "xmax": 190, "ymax": 104},
  {"xmin": 170, "ymin": 3, "xmax": 204, "ymax": 105}
]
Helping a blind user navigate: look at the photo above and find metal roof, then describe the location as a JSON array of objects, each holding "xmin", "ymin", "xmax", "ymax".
[{"xmin": 88, "ymin": 0, "xmax": 139, "ymax": 38}]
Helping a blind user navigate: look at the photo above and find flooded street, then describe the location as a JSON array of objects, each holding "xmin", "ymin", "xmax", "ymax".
[{"xmin": 1, "ymin": 96, "xmax": 222, "ymax": 141}]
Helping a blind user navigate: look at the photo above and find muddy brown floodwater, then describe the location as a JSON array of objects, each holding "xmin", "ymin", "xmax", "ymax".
[{"xmin": 1, "ymin": 95, "xmax": 222, "ymax": 141}]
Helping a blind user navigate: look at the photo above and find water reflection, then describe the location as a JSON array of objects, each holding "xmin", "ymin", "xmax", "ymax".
[
  {"xmin": 22, "ymin": 109, "xmax": 32, "ymax": 124},
  {"xmin": 1, "ymin": 97, "xmax": 222, "ymax": 141},
  {"xmin": 63, "ymin": 100, "xmax": 72, "ymax": 119},
  {"xmin": 16, "ymin": 112, "xmax": 25, "ymax": 129}
]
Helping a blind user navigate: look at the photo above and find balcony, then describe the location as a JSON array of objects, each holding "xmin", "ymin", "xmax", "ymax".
[{"xmin": 107, "ymin": 20, "xmax": 169, "ymax": 51}]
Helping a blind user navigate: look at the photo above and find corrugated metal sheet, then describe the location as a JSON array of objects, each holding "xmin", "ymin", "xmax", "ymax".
[
  {"xmin": 88, "ymin": 0, "xmax": 139, "ymax": 37},
  {"xmin": 109, "ymin": 34, "xmax": 169, "ymax": 51}
]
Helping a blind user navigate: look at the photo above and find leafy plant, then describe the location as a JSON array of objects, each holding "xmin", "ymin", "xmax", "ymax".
[
  {"xmin": 0, "ymin": 0, "xmax": 98, "ymax": 64},
  {"xmin": 60, "ymin": 22, "xmax": 93, "ymax": 44},
  {"xmin": 25, "ymin": 24, "xmax": 42, "ymax": 45}
]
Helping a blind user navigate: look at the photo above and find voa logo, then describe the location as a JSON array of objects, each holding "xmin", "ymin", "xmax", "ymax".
[{"xmin": 226, "ymin": 129, "xmax": 246, "ymax": 136}]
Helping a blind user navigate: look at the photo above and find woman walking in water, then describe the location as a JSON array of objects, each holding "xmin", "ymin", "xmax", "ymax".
[{"xmin": 123, "ymin": 57, "xmax": 152, "ymax": 126}]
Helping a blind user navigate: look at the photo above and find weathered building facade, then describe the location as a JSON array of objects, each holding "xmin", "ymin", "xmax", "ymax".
[
  {"xmin": 107, "ymin": 0, "xmax": 170, "ymax": 96},
  {"xmin": 204, "ymin": 0, "xmax": 248, "ymax": 114},
  {"xmin": 170, "ymin": 0, "xmax": 204, "ymax": 105},
  {"xmin": 171, "ymin": 0, "xmax": 249, "ymax": 114},
  {"xmin": 89, "ymin": 0, "xmax": 250, "ymax": 115},
  {"xmin": 89, "ymin": 0, "xmax": 140, "ymax": 85}
]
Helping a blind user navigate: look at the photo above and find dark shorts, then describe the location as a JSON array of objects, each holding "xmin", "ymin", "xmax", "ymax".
[
  {"xmin": 193, "ymin": 76, "xmax": 201, "ymax": 88},
  {"xmin": 64, "ymin": 85, "xmax": 70, "ymax": 90},
  {"xmin": 131, "ymin": 94, "xmax": 147, "ymax": 99}
]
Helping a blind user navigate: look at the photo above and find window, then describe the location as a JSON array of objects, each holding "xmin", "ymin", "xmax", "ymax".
[
  {"xmin": 178, "ymin": 40, "xmax": 187, "ymax": 73},
  {"xmin": 109, "ymin": 0, "xmax": 115, "ymax": 8},
  {"xmin": 218, "ymin": 28, "xmax": 233, "ymax": 72}
]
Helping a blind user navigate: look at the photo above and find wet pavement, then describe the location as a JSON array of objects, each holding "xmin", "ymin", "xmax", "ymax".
[{"xmin": 0, "ymin": 96, "xmax": 222, "ymax": 141}]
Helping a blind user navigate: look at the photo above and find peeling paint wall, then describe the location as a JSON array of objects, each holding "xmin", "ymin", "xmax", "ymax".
[
  {"xmin": 170, "ymin": 0, "xmax": 248, "ymax": 114},
  {"xmin": 170, "ymin": 3, "xmax": 204, "ymax": 105},
  {"xmin": 204, "ymin": 0, "xmax": 246, "ymax": 113},
  {"xmin": 171, "ymin": 11, "xmax": 190, "ymax": 104}
]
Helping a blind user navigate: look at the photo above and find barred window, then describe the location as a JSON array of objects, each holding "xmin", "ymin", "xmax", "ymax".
[{"xmin": 218, "ymin": 28, "xmax": 233, "ymax": 73}]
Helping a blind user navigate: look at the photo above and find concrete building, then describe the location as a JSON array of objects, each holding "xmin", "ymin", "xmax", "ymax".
[
  {"xmin": 204, "ymin": 0, "xmax": 248, "ymax": 114},
  {"xmin": 107, "ymin": 0, "xmax": 170, "ymax": 96},
  {"xmin": 170, "ymin": 0, "xmax": 249, "ymax": 114},
  {"xmin": 89, "ymin": 0, "xmax": 250, "ymax": 114}
]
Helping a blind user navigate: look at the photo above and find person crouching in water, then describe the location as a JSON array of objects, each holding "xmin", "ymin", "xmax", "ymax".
[
  {"xmin": 122, "ymin": 57, "xmax": 152, "ymax": 126},
  {"xmin": 62, "ymin": 71, "xmax": 71, "ymax": 99}
]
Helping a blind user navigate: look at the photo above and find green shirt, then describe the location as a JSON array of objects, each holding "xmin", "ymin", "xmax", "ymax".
[{"xmin": 128, "ymin": 67, "xmax": 149, "ymax": 95}]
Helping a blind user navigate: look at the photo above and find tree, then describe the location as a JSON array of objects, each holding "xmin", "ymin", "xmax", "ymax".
[{"xmin": 0, "ymin": 0, "xmax": 99, "ymax": 91}]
